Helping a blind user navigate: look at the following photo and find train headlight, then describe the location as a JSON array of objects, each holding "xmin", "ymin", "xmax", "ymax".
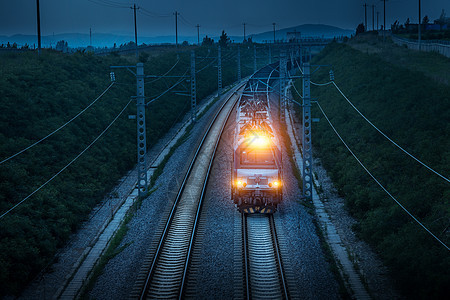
[
  {"xmin": 252, "ymin": 136, "xmax": 268, "ymax": 147},
  {"xmin": 236, "ymin": 180, "xmax": 247, "ymax": 188},
  {"xmin": 269, "ymin": 180, "xmax": 281, "ymax": 188}
]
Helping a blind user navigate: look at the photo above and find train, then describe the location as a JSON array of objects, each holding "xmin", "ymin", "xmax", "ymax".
[{"xmin": 232, "ymin": 70, "xmax": 282, "ymax": 214}]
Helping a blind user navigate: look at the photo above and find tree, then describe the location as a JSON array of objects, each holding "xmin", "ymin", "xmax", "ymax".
[
  {"xmin": 435, "ymin": 9, "xmax": 447, "ymax": 30},
  {"xmin": 356, "ymin": 23, "xmax": 365, "ymax": 35},
  {"xmin": 219, "ymin": 30, "xmax": 230, "ymax": 48},
  {"xmin": 56, "ymin": 40, "xmax": 68, "ymax": 52},
  {"xmin": 405, "ymin": 18, "xmax": 410, "ymax": 26},
  {"xmin": 422, "ymin": 15, "xmax": 430, "ymax": 25},
  {"xmin": 202, "ymin": 35, "xmax": 214, "ymax": 46},
  {"xmin": 139, "ymin": 51, "xmax": 149, "ymax": 63},
  {"xmin": 243, "ymin": 37, "xmax": 253, "ymax": 45}
]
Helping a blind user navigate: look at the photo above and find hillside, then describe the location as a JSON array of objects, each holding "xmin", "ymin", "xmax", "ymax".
[
  {"xmin": 250, "ymin": 24, "xmax": 354, "ymax": 42},
  {"xmin": 0, "ymin": 45, "xmax": 256, "ymax": 296},
  {"xmin": 292, "ymin": 41, "xmax": 449, "ymax": 298},
  {"xmin": 1, "ymin": 24, "xmax": 354, "ymax": 48}
]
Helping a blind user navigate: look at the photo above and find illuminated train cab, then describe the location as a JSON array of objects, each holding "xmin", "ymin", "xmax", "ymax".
[{"xmin": 232, "ymin": 79, "xmax": 282, "ymax": 214}]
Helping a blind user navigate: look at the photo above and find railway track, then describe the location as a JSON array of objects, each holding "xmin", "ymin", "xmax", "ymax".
[
  {"xmin": 242, "ymin": 213, "xmax": 289, "ymax": 300},
  {"xmin": 130, "ymin": 84, "xmax": 244, "ymax": 299}
]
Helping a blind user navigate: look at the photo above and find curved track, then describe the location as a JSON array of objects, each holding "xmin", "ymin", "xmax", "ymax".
[{"xmin": 131, "ymin": 84, "xmax": 244, "ymax": 299}]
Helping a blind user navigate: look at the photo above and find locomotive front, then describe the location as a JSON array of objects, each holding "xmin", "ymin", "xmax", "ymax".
[{"xmin": 232, "ymin": 91, "xmax": 282, "ymax": 214}]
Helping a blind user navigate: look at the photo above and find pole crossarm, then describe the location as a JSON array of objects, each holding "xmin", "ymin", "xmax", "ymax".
[
  {"xmin": 310, "ymin": 64, "xmax": 332, "ymax": 75},
  {"xmin": 255, "ymin": 79, "xmax": 303, "ymax": 108},
  {"xmin": 110, "ymin": 65, "xmax": 137, "ymax": 76},
  {"xmin": 145, "ymin": 75, "xmax": 189, "ymax": 78}
]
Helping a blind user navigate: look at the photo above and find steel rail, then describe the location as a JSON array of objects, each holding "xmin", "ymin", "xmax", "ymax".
[
  {"xmin": 178, "ymin": 84, "xmax": 245, "ymax": 298},
  {"xmin": 138, "ymin": 83, "xmax": 245, "ymax": 299},
  {"xmin": 242, "ymin": 214, "xmax": 289, "ymax": 300}
]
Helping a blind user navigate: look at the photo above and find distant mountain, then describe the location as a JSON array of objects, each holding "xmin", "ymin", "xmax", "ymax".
[
  {"xmin": 0, "ymin": 33, "xmax": 196, "ymax": 48},
  {"xmin": 249, "ymin": 24, "xmax": 354, "ymax": 42},
  {"xmin": 0, "ymin": 24, "xmax": 354, "ymax": 48}
]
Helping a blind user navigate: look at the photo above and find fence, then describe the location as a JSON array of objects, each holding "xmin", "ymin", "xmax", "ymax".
[{"xmin": 392, "ymin": 35, "xmax": 450, "ymax": 58}]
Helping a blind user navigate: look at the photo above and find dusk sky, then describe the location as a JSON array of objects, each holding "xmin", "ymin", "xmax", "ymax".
[{"xmin": 1, "ymin": 0, "xmax": 449, "ymax": 37}]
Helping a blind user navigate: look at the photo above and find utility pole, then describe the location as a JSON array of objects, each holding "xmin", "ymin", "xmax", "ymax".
[
  {"xmin": 133, "ymin": 4, "xmax": 138, "ymax": 58},
  {"xmin": 418, "ymin": 0, "xmax": 421, "ymax": 50},
  {"xmin": 174, "ymin": 11, "xmax": 180, "ymax": 47},
  {"xmin": 364, "ymin": 3, "xmax": 368, "ymax": 30},
  {"xmin": 243, "ymin": 22, "xmax": 247, "ymax": 41},
  {"xmin": 372, "ymin": 5, "xmax": 375, "ymax": 31},
  {"xmin": 191, "ymin": 51, "xmax": 197, "ymax": 121},
  {"xmin": 377, "ymin": 11, "xmax": 380, "ymax": 30},
  {"xmin": 383, "ymin": 0, "xmax": 386, "ymax": 41},
  {"xmin": 90, "ymin": 27, "xmax": 92, "ymax": 46},
  {"xmin": 237, "ymin": 45, "xmax": 241, "ymax": 81},
  {"xmin": 272, "ymin": 22, "xmax": 276, "ymax": 43},
  {"xmin": 302, "ymin": 62, "xmax": 312, "ymax": 201},
  {"xmin": 253, "ymin": 45, "xmax": 257, "ymax": 73},
  {"xmin": 269, "ymin": 46, "xmax": 272, "ymax": 64},
  {"xmin": 218, "ymin": 45, "xmax": 222, "ymax": 96},
  {"xmin": 196, "ymin": 24, "xmax": 200, "ymax": 45},
  {"xmin": 136, "ymin": 63, "xmax": 148, "ymax": 197},
  {"xmin": 279, "ymin": 50, "xmax": 286, "ymax": 122},
  {"xmin": 36, "ymin": 0, "xmax": 41, "ymax": 55}
]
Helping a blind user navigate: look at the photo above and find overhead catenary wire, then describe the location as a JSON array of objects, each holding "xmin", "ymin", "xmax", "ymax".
[
  {"xmin": 258, "ymin": 79, "xmax": 303, "ymax": 107},
  {"xmin": 145, "ymin": 58, "xmax": 180, "ymax": 85},
  {"xmin": 196, "ymin": 57, "xmax": 217, "ymax": 74},
  {"xmin": 291, "ymin": 81, "xmax": 304, "ymax": 99},
  {"xmin": 0, "ymin": 98, "xmax": 133, "ymax": 220},
  {"xmin": 0, "ymin": 82, "xmax": 116, "ymax": 165},
  {"xmin": 146, "ymin": 69, "xmax": 189, "ymax": 106},
  {"xmin": 315, "ymin": 101, "xmax": 450, "ymax": 251},
  {"xmin": 311, "ymin": 81, "xmax": 333, "ymax": 86},
  {"xmin": 330, "ymin": 80, "xmax": 449, "ymax": 184},
  {"xmin": 295, "ymin": 60, "xmax": 304, "ymax": 75}
]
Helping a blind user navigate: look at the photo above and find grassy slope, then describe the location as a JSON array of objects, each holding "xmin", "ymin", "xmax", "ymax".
[
  {"xmin": 0, "ymin": 44, "xmax": 256, "ymax": 296},
  {"xmin": 292, "ymin": 39, "xmax": 449, "ymax": 298},
  {"xmin": 348, "ymin": 33, "xmax": 450, "ymax": 85}
]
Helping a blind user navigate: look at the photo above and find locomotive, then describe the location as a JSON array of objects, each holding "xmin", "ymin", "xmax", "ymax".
[{"xmin": 232, "ymin": 78, "xmax": 282, "ymax": 214}]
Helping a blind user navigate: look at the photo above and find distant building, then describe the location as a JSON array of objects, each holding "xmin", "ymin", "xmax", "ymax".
[
  {"xmin": 287, "ymin": 30, "xmax": 301, "ymax": 42},
  {"xmin": 426, "ymin": 24, "xmax": 448, "ymax": 30}
]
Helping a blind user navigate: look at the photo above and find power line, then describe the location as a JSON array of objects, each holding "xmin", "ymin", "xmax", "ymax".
[
  {"xmin": 145, "ymin": 69, "xmax": 189, "ymax": 106},
  {"xmin": 295, "ymin": 60, "xmax": 304, "ymax": 75},
  {"xmin": 179, "ymin": 14, "xmax": 194, "ymax": 27},
  {"xmin": 315, "ymin": 101, "xmax": 450, "ymax": 251},
  {"xmin": 331, "ymin": 81, "xmax": 449, "ymax": 184},
  {"xmin": 310, "ymin": 81, "xmax": 333, "ymax": 86},
  {"xmin": 87, "ymin": 0, "xmax": 129, "ymax": 9},
  {"xmin": 0, "ymin": 98, "xmax": 133, "ymax": 220},
  {"xmin": 196, "ymin": 57, "xmax": 217, "ymax": 74},
  {"xmin": 0, "ymin": 82, "xmax": 116, "ymax": 165},
  {"xmin": 291, "ymin": 81, "xmax": 303, "ymax": 99},
  {"xmin": 139, "ymin": 7, "xmax": 171, "ymax": 18},
  {"xmin": 145, "ymin": 58, "xmax": 180, "ymax": 85}
]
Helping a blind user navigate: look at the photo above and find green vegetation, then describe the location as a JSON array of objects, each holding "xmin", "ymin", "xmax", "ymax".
[
  {"xmin": 347, "ymin": 34, "xmax": 450, "ymax": 85},
  {"xmin": 79, "ymin": 187, "xmax": 156, "ymax": 299},
  {"xmin": 292, "ymin": 41, "xmax": 449, "ymax": 298},
  {"xmin": 0, "ymin": 44, "xmax": 256, "ymax": 296}
]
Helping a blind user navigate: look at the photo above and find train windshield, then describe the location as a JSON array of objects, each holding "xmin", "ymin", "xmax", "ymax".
[{"xmin": 240, "ymin": 148, "xmax": 275, "ymax": 165}]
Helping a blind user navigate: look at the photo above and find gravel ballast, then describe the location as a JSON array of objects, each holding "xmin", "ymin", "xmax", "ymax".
[
  {"xmin": 183, "ymin": 85, "xmax": 339, "ymax": 299},
  {"xmin": 88, "ymin": 93, "xmax": 226, "ymax": 299}
]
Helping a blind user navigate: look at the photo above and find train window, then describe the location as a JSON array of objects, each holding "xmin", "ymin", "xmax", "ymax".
[{"xmin": 240, "ymin": 149, "xmax": 275, "ymax": 165}]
